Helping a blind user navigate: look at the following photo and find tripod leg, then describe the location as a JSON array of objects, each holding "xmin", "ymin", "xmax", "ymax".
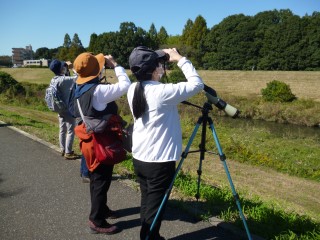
[
  {"xmin": 146, "ymin": 118, "xmax": 202, "ymax": 240},
  {"xmin": 196, "ymin": 114, "xmax": 207, "ymax": 201},
  {"xmin": 208, "ymin": 118, "xmax": 252, "ymax": 240}
]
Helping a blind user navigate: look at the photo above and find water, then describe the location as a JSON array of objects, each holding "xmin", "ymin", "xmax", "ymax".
[{"xmin": 216, "ymin": 117, "xmax": 320, "ymax": 140}]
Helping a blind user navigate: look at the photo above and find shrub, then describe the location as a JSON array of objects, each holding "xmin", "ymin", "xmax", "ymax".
[
  {"xmin": 261, "ymin": 80, "xmax": 296, "ymax": 102},
  {"xmin": 167, "ymin": 69, "xmax": 186, "ymax": 84},
  {"xmin": 128, "ymin": 73, "xmax": 137, "ymax": 82},
  {"xmin": 0, "ymin": 71, "xmax": 25, "ymax": 96}
]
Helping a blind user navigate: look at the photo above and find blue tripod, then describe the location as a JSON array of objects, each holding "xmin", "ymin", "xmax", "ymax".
[{"xmin": 146, "ymin": 101, "xmax": 252, "ymax": 240}]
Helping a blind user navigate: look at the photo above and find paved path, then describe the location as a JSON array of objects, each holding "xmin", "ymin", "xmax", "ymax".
[{"xmin": 0, "ymin": 123, "xmax": 244, "ymax": 240}]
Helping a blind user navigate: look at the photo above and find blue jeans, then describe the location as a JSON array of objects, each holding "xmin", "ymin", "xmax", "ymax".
[{"xmin": 80, "ymin": 155, "xmax": 89, "ymax": 177}]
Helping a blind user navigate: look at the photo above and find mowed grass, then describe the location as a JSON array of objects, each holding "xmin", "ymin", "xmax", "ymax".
[
  {"xmin": 2, "ymin": 67, "xmax": 320, "ymax": 102},
  {"xmin": 111, "ymin": 69, "xmax": 320, "ymax": 102},
  {"xmin": 197, "ymin": 70, "xmax": 320, "ymax": 102},
  {"xmin": 2, "ymin": 67, "xmax": 54, "ymax": 84}
]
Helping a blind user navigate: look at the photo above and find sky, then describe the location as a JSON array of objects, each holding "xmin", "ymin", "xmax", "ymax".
[{"xmin": 0, "ymin": 0, "xmax": 319, "ymax": 56}]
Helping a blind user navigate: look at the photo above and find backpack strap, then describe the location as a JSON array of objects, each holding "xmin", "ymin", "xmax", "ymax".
[{"xmin": 77, "ymin": 99, "xmax": 85, "ymax": 123}]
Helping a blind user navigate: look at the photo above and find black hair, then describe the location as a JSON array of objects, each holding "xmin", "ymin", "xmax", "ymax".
[
  {"xmin": 132, "ymin": 82, "xmax": 147, "ymax": 119},
  {"xmin": 131, "ymin": 62, "xmax": 159, "ymax": 119}
]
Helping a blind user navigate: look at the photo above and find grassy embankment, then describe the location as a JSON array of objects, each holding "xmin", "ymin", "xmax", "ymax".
[{"xmin": 0, "ymin": 68, "xmax": 319, "ymax": 239}]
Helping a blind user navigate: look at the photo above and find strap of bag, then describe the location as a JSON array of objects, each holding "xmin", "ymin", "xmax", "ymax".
[
  {"xmin": 77, "ymin": 99, "xmax": 93, "ymax": 131},
  {"xmin": 77, "ymin": 99, "xmax": 113, "ymax": 133}
]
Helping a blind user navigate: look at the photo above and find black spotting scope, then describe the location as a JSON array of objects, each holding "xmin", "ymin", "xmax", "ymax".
[{"xmin": 203, "ymin": 84, "xmax": 240, "ymax": 118}]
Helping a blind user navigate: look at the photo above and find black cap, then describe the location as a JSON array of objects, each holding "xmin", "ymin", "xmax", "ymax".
[
  {"xmin": 49, "ymin": 59, "xmax": 65, "ymax": 75},
  {"xmin": 129, "ymin": 46, "xmax": 166, "ymax": 75}
]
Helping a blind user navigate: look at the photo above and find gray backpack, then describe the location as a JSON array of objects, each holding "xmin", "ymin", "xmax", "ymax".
[{"xmin": 45, "ymin": 77, "xmax": 66, "ymax": 113}]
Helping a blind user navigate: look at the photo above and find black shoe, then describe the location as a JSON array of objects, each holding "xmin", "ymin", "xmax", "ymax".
[
  {"xmin": 105, "ymin": 209, "xmax": 118, "ymax": 219},
  {"xmin": 89, "ymin": 221, "xmax": 120, "ymax": 235}
]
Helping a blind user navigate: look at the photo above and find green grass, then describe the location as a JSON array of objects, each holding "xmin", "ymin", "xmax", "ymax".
[
  {"xmin": 215, "ymin": 121, "xmax": 320, "ymax": 181},
  {"xmin": 178, "ymin": 96, "xmax": 320, "ymax": 182},
  {"xmin": 117, "ymin": 159, "xmax": 320, "ymax": 240},
  {"xmin": 177, "ymin": 173, "xmax": 319, "ymax": 240},
  {"xmin": 0, "ymin": 67, "xmax": 53, "ymax": 84}
]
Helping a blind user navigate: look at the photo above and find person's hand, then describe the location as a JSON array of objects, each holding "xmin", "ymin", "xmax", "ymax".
[
  {"xmin": 65, "ymin": 61, "xmax": 73, "ymax": 69},
  {"xmin": 162, "ymin": 48, "xmax": 183, "ymax": 62},
  {"xmin": 104, "ymin": 55, "xmax": 118, "ymax": 68}
]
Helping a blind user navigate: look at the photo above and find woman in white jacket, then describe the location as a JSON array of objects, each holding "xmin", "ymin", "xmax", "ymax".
[{"xmin": 127, "ymin": 46, "xmax": 204, "ymax": 240}]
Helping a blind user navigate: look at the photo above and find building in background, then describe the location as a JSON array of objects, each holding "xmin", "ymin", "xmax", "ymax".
[
  {"xmin": 12, "ymin": 44, "xmax": 33, "ymax": 67},
  {"xmin": 23, "ymin": 59, "xmax": 49, "ymax": 67}
]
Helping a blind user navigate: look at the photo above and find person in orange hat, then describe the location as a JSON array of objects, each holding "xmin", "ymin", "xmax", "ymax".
[{"xmin": 73, "ymin": 52, "xmax": 130, "ymax": 235}]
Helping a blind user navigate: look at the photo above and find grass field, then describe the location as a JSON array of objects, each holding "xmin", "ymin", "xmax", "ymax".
[
  {"xmin": 2, "ymin": 67, "xmax": 320, "ymax": 102},
  {"xmin": 197, "ymin": 70, "xmax": 320, "ymax": 102}
]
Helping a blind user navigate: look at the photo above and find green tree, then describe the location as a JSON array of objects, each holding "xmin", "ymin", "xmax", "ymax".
[
  {"xmin": 34, "ymin": 47, "xmax": 51, "ymax": 59},
  {"xmin": 188, "ymin": 15, "xmax": 208, "ymax": 49},
  {"xmin": 203, "ymin": 14, "xmax": 255, "ymax": 69},
  {"xmin": 57, "ymin": 33, "xmax": 71, "ymax": 60},
  {"xmin": 254, "ymin": 10, "xmax": 281, "ymax": 70},
  {"xmin": 274, "ymin": 10, "xmax": 301, "ymax": 70},
  {"xmin": 57, "ymin": 33, "xmax": 85, "ymax": 61},
  {"xmin": 148, "ymin": 23, "xmax": 158, "ymax": 49},
  {"xmin": 63, "ymin": 34, "xmax": 71, "ymax": 48},
  {"xmin": 68, "ymin": 33, "xmax": 85, "ymax": 60},
  {"xmin": 112, "ymin": 22, "xmax": 149, "ymax": 67},
  {"xmin": 57, "ymin": 47, "xmax": 69, "ymax": 62},
  {"xmin": 0, "ymin": 56, "xmax": 12, "ymax": 67},
  {"xmin": 180, "ymin": 19, "xmax": 193, "ymax": 45},
  {"xmin": 71, "ymin": 33, "xmax": 84, "ymax": 48},
  {"xmin": 158, "ymin": 26, "xmax": 168, "ymax": 45},
  {"xmin": 49, "ymin": 48, "xmax": 59, "ymax": 59},
  {"xmin": 87, "ymin": 33, "xmax": 98, "ymax": 53},
  {"xmin": 166, "ymin": 35, "xmax": 181, "ymax": 45},
  {"xmin": 299, "ymin": 12, "xmax": 320, "ymax": 70}
]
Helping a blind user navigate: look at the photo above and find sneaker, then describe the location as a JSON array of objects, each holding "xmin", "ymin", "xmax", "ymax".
[
  {"xmin": 105, "ymin": 209, "xmax": 118, "ymax": 219},
  {"xmin": 89, "ymin": 220, "xmax": 120, "ymax": 235},
  {"xmin": 64, "ymin": 151, "xmax": 80, "ymax": 160},
  {"xmin": 82, "ymin": 176, "xmax": 90, "ymax": 183}
]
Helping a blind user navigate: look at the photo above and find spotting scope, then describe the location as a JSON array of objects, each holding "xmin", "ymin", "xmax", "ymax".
[{"xmin": 203, "ymin": 84, "xmax": 239, "ymax": 118}]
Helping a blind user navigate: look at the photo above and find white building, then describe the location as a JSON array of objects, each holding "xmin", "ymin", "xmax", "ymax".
[{"xmin": 23, "ymin": 59, "xmax": 49, "ymax": 67}]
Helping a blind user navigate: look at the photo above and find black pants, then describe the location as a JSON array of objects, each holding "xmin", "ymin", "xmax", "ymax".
[
  {"xmin": 133, "ymin": 159, "xmax": 176, "ymax": 240},
  {"xmin": 89, "ymin": 163, "xmax": 114, "ymax": 227}
]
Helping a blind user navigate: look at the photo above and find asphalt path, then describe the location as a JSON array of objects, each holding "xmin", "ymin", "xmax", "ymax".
[{"xmin": 0, "ymin": 123, "xmax": 244, "ymax": 240}]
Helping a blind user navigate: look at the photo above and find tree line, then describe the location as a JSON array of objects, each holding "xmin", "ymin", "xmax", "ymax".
[{"xmin": 1, "ymin": 9, "xmax": 319, "ymax": 70}]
